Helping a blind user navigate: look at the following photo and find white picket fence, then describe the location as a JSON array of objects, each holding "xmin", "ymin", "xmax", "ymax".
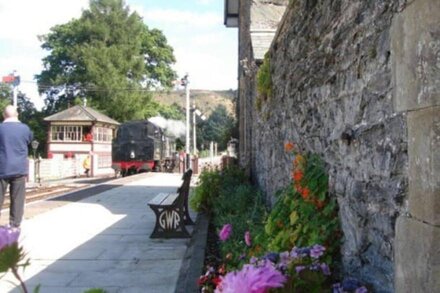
[{"xmin": 28, "ymin": 156, "xmax": 114, "ymax": 183}]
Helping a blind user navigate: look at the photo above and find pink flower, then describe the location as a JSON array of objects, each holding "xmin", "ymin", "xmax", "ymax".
[
  {"xmin": 219, "ymin": 224, "xmax": 232, "ymax": 241},
  {"xmin": 244, "ymin": 231, "xmax": 252, "ymax": 246},
  {"xmin": 215, "ymin": 261, "xmax": 286, "ymax": 293},
  {"xmin": 0, "ymin": 226, "xmax": 20, "ymax": 250}
]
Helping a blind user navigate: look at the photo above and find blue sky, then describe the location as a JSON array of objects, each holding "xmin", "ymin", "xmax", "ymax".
[{"xmin": 0, "ymin": 0, "xmax": 238, "ymax": 109}]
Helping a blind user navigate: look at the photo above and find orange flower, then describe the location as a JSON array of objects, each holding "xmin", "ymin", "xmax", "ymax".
[
  {"xmin": 294, "ymin": 154, "xmax": 304, "ymax": 167},
  {"xmin": 276, "ymin": 220, "xmax": 284, "ymax": 228},
  {"xmin": 284, "ymin": 142, "xmax": 295, "ymax": 152},
  {"xmin": 301, "ymin": 187, "xmax": 310, "ymax": 200},
  {"xmin": 293, "ymin": 170, "xmax": 304, "ymax": 181}
]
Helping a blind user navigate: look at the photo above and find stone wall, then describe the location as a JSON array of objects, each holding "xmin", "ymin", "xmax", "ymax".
[
  {"xmin": 391, "ymin": 0, "xmax": 440, "ymax": 291},
  {"xmin": 246, "ymin": 0, "xmax": 412, "ymax": 291}
]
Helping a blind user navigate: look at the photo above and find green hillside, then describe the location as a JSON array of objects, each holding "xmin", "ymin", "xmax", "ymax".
[{"xmin": 152, "ymin": 89, "xmax": 236, "ymax": 117}]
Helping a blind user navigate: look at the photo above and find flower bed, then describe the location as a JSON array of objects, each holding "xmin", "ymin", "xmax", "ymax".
[{"xmin": 192, "ymin": 143, "xmax": 369, "ymax": 292}]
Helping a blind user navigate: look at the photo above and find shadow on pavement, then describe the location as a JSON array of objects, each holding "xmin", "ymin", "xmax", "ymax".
[{"xmin": 2, "ymin": 173, "xmax": 201, "ymax": 293}]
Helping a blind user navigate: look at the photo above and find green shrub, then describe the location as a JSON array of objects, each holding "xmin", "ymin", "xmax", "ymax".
[
  {"xmin": 256, "ymin": 53, "xmax": 272, "ymax": 111},
  {"xmin": 262, "ymin": 152, "xmax": 340, "ymax": 265},
  {"xmin": 190, "ymin": 169, "xmax": 222, "ymax": 213}
]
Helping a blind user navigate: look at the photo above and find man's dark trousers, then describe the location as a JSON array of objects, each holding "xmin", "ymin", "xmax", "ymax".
[{"xmin": 0, "ymin": 176, "xmax": 26, "ymax": 227}]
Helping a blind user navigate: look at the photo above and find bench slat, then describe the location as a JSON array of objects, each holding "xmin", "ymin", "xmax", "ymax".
[
  {"xmin": 161, "ymin": 193, "xmax": 179, "ymax": 206},
  {"xmin": 148, "ymin": 193, "xmax": 169, "ymax": 205}
]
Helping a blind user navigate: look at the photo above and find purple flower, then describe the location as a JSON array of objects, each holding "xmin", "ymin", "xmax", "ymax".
[
  {"xmin": 0, "ymin": 226, "xmax": 20, "ymax": 250},
  {"xmin": 290, "ymin": 247, "xmax": 299, "ymax": 259},
  {"xmin": 244, "ymin": 231, "xmax": 252, "ymax": 246},
  {"xmin": 216, "ymin": 261, "xmax": 286, "ymax": 293},
  {"xmin": 355, "ymin": 286, "xmax": 368, "ymax": 293},
  {"xmin": 263, "ymin": 252, "xmax": 279, "ymax": 264},
  {"xmin": 279, "ymin": 251, "xmax": 290, "ymax": 265},
  {"xmin": 295, "ymin": 265, "xmax": 306, "ymax": 274},
  {"xmin": 249, "ymin": 257, "xmax": 258, "ymax": 264},
  {"xmin": 219, "ymin": 224, "xmax": 232, "ymax": 241},
  {"xmin": 310, "ymin": 244, "xmax": 326, "ymax": 258},
  {"xmin": 342, "ymin": 278, "xmax": 361, "ymax": 291},
  {"xmin": 294, "ymin": 247, "xmax": 310, "ymax": 257},
  {"xmin": 332, "ymin": 283, "xmax": 343, "ymax": 293},
  {"xmin": 320, "ymin": 263, "xmax": 331, "ymax": 276}
]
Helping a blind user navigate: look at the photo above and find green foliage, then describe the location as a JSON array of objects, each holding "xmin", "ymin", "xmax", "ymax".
[
  {"xmin": 0, "ymin": 244, "xmax": 25, "ymax": 273},
  {"xmin": 17, "ymin": 93, "xmax": 46, "ymax": 157},
  {"xmin": 263, "ymin": 152, "xmax": 340, "ymax": 265},
  {"xmin": 36, "ymin": 0, "xmax": 176, "ymax": 121},
  {"xmin": 213, "ymin": 184, "xmax": 267, "ymax": 269},
  {"xmin": 256, "ymin": 54, "xmax": 272, "ymax": 111},
  {"xmin": 0, "ymin": 90, "xmax": 46, "ymax": 157},
  {"xmin": 191, "ymin": 167, "xmax": 267, "ymax": 270},
  {"xmin": 83, "ymin": 289, "xmax": 107, "ymax": 293},
  {"xmin": 198, "ymin": 105, "xmax": 237, "ymax": 151},
  {"xmin": 196, "ymin": 146, "xmax": 342, "ymax": 292},
  {"xmin": 157, "ymin": 102, "xmax": 185, "ymax": 120},
  {"xmin": 0, "ymin": 83, "xmax": 12, "ymax": 110},
  {"xmin": 190, "ymin": 168, "xmax": 222, "ymax": 213}
]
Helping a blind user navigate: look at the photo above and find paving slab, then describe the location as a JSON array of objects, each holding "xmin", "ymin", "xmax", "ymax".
[{"xmin": 0, "ymin": 173, "xmax": 198, "ymax": 293}]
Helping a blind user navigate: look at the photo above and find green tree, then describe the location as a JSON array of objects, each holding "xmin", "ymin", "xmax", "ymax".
[
  {"xmin": 157, "ymin": 102, "xmax": 185, "ymax": 120},
  {"xmin": 0, "ymin": 83, "xmax": 12, "ymax": 110},
  {"xmin": 36, "ymin": 0, "xmax": 176, "ymax": 122},
  {"xmin": 198, "ymin": 105, "xmax": 237, "ymax": 151},
  {"xmin": 16, "ymin": 93, "xmax": 46, "ymax": 157}
]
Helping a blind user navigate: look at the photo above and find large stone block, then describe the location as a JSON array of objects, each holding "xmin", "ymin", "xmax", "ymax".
[
  {"xmin": 407, "ymin": 106, "xmax": 440, "ymax": 225},
  {"xmin": 395, "ymin": 216, "xmax": 440, "ymax": 292},
  {"xmin": 391, "ymin": 0, "xmax": 440, "ymax": 112}
]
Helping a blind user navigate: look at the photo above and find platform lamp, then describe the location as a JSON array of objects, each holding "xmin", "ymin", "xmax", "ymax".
[
  {"xmin": 31, "ymin": 140, "xmax": 40, "ymax": 183},
  {"xmin": 31, "ymin": 140, "xmax": 39, "ymax": 159}
]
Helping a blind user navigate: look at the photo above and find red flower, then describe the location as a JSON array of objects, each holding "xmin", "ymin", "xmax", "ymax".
[
  {"xmin": 293, "ymin": 170, "xmax": 304, "ymax": 181},
  {"xmin": 212, "ymin": 276, "xmax": 222, "ymax": 287},
  {"xmin": 301, "ymin": 187, "xmax": 310, "ymax": 199},
  {"xmin": 197, "ymin": 275, "xmax": 208, "ymax": 286}
]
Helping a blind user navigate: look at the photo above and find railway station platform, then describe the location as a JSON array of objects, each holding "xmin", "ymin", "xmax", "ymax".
[{"xmin": 0, "ymin": 172, "xmax": 205, "ymax": 293}]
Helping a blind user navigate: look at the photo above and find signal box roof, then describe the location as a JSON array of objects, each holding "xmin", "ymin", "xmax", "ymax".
[{"xmin": 44, "ymin": 105, "xmax": 119, "ymax": 125}]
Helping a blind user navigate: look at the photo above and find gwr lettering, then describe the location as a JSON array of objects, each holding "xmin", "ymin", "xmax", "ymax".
[{"xmin": 159, "ymin": 210, "xmax": 180, "ymax": 230}]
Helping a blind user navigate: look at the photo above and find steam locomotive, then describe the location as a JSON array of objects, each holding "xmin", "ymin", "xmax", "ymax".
[{"xmin": 111, "ymin": 120, "xmax": 177, "ymax": 176}]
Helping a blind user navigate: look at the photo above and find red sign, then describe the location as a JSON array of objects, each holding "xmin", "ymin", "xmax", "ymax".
[{"xmin": 2, "ymin": 75, "xmax": 14, "ymax": 83}]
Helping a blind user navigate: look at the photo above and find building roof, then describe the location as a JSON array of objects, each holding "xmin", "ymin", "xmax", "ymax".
[
  {"xmin": 250, "ymin": 0, "xmax": 287, "ymax": 61},
  {"xmin": 44, "ymin": 105, "xmax": 119, "ymax": 125}
]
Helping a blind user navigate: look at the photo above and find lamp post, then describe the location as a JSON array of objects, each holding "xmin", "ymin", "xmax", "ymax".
[
  {"xmin": 181, "ymin": 74, "xmax": 190, "ymax": 170},
  {"xmin": 31, "ymin": 140, "xmax": 39, "ymax": 159},
  {"xmin": 31, "ymin": 140, "xmax": 39, "ymax": 183}
]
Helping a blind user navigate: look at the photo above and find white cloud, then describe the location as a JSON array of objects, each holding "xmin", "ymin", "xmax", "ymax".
[
  {"xmin": 139, "ymin": 8, "xmax": 222, "ymax": 28},
  {"xmin": 0, "ymin": 0, "xmax": 88, "ymax": 48},
  {"xmin": 196, "ymin": 0, "xmax": 216, "ymax": 5}
]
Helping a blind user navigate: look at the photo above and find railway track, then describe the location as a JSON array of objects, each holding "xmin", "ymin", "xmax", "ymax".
[{"xmin": 1, "ymin": 177, "xmax": 115, "ymax": 210}]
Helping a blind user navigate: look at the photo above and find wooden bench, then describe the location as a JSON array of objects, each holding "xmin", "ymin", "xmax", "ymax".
[{"xmin": 148, "ymin": 169, "xmax": 194, "ymax": 238}]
